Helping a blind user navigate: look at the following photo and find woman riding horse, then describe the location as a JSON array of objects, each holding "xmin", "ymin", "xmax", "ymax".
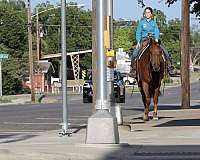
[{"xmin": 129, "ymin": 7, "xmax": 174, "ymax": 78}]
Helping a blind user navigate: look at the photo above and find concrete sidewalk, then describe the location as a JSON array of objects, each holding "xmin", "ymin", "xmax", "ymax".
[{"xmin": 1, "ymin": 106, "xmax": 200, "ymax": 160}]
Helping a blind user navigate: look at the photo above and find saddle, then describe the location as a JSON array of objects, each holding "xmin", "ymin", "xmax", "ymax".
[{"xmin": 137, "ymin": 38, "xmax": 166, "ymax": 62}]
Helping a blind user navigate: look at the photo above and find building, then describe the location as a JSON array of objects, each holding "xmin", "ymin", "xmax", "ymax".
[{"xmin": 24, "ymin": 61, "xmax": 56, "ymax": 94}]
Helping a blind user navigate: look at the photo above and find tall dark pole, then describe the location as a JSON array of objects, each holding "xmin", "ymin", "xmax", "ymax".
[
  {"xmin": 36, "ymin": 8, "xmax": 40, "ymax": 63},
  {"xmin": 27, "ymin": 0, "xmax": 35, "ymax": 103},
  {"xmin": 92, "ymin": 0, "xmax": 97, "ymax": 113},
  {"xmin": 0, "ymin": 60, "xmax": 2, "ymax": 96},
  {"xmin": 181, "ymin": 0, "xmax": 190, "ymax": 109}
]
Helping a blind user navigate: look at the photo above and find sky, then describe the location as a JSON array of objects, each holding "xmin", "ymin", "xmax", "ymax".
[{"xmin": 32, "ymin": 0, "xmax": 199, "ymax": 25}]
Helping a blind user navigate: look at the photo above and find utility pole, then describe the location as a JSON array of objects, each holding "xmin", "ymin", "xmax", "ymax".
[
  {"xmin": 36, "ymin": 8, "xmax": 40, "ymax": 62},
  {"xmin": 181, "ymin": 0, "xmax": 190, "ymax": 109},
  {"xmin": 0, "ymin": 60, "xmax": 2, "ymax": 96},
  {"xmin": 27, "ymin": 0, "xmax": 35, "ymax": 103},
  {"xmin": 92, "ymin": 0, "xmax": 97, "ymax": 113}
]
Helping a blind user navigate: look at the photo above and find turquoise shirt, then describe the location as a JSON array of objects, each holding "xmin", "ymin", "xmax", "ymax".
[{"xmin": 136, "ymin": 18, "xmax": 160, "ymax": 43}]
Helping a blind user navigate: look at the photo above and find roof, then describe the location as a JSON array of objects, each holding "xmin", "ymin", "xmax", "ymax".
[
  {"xmin": 35, "ymin": 61, "xmax": 55, "ymax": 73},
  {"xmin": 40, "ymin": 50, "xmax": 92, "ymax": 59}
]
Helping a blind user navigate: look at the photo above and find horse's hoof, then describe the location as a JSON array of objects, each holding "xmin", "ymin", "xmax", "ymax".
[
  {"xmin": 143, "ymin": 115, "xmax": 149, "ymax": 121},
  {"xmin": 153, "ymin": 116, "xmax": 159, "ymax": 121}
]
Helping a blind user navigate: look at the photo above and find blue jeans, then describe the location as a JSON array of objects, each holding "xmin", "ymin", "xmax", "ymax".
[{"xmin": 131, "ymin": 48, "xmax": 140, "ymax": 60}]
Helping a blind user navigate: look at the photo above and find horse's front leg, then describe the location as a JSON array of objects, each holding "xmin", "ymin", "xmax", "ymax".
[
  {"xmin": 153, "ymin": 87, "xmax": 160, "ymax": 121},
  {"xmin": 142, "ymin": 82, "xmax": 151, "ymax": 121}
]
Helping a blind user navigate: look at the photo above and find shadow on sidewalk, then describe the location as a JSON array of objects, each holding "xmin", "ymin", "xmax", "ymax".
[
  {"xmin": 123, "ymin": 104, "xmax": 200, "ymax": 128},
  {"xmin": 123, "ymin": 104, "xmax": 200, "ymax": 113},
  {"xmin": 0, "ymin": 133, "xmax": 37, "ymax": 144},
  {"xmin": 69, "ymin": 124, "xmax": 87, "ymax": 134},
  {"xmin": 102, "ymin": 145, "xmax": 200, "ymax": 160},
  {"xmin": 154, "ymin": 119, "xmax": 200, "ymax": 127}
]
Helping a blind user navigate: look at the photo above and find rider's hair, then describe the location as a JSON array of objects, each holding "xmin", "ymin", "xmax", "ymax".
[{"xmin": 144, "ymin": 7, "xmax": 153, "ymax": 14}]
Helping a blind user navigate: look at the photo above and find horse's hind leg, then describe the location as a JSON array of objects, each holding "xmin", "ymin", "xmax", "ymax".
[{"xmin": 153, "ymin": 87, "xmax": 160, "ymax": 121}]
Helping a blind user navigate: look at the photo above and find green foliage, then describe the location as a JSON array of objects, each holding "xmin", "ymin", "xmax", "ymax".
[
  {"xmin": 0, "ymin": 1, "xmax": 28, "ymax": 95},
  {"xmin": 0, "ymin": 96, "xmax": 12, "ymax": 103},
  {"xmin": 33, "ymin": 2, "xmax": 92, "ymax": 68},
  {"xmin": 190, "ymin": 0, "xmax": 200, "ymax": 18},
  {"xmin": 160, "ymin": 19, "xmax": 181, "ymax": 68},
  {"xmin": 114, "ymin": 10, "xmax": 181, "ymax": 69},
  {"xmin": 0, "ymin": 6, "xmax": 27, "ymax": 57},
  {"xmin": 163, "ymin": 77, "xmax": 173, "ymax": 84},
  {"xmin": 114, "ymin": 27, "xmax": 135, "ymax": 52},
  {"xmin": 165, "ymin": 0, "xmax": 200, "ymax": 19},
  {"xmin": 153, "ymin": 9, "xmax": 167, "ymax": 28},
  {"xmin": 138, "ymin": 0, "xmax": 200, "ymax": 20},
  {"xmin": 1, "ymin": 0, "xmax": 199, "ymax": 95},
  {"xmin": 190, "ymin": 25, "xmax": 200, "ymax": 65}
]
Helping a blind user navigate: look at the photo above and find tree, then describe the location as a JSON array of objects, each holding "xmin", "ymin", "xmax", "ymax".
[
  {"xmin": 113, "ymin": 26, "xmax": 135, "ymax": 52},
  {"xmin": 190, "ymin": 26, "xmax": 200, "ymax": 65},
  {"xmin": 161, "ymin": 19, "xmax": 181, "ymax": 68},
  {"xmin": 33, "ymin": 2, "xmax": 92, "ymax": 68},
  {"xmin": 166, "ymin": 0, "xmax": 200, "ymax": 18},
  {"xmin": 0, "ymin": 1, "xmax": 28, "ymax": 95},
  {"xmin": 153, "ymin": 9, "xmax": 167, "ymax": 28},
  {"xmin": 138, "ymin": 0, "xmax": 200, "ymax": 19}
]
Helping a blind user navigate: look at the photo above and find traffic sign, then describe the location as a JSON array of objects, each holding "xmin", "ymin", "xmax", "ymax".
[
  {"xmin": 106, "ymin": 49, "xmax": 115, "ymax": 57},
  {"xmin": 0, "ymin": 53, "xmax": 9, "ymax": 59}
]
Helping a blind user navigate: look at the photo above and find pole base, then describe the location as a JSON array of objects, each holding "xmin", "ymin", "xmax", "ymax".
[
  {"xmin": 86, "ymin": 110, "xmax": 119, "ymax": 144},
  {"xmin": 115, "ymin": 104, "xmax": 123, "ymax": 125}
]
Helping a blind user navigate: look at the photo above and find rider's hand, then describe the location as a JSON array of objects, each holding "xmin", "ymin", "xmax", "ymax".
[{"xmin": 136, "ymin": 42, "xmax": 140, "ymax": 49}]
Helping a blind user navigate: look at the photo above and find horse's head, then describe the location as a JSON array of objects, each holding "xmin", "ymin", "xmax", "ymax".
[{"xmin": 148, "ymin": 39, "xmax": 162, "ymax": 72}]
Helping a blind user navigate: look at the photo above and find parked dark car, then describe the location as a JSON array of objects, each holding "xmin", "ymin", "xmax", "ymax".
[{"xmin": 83, "ymin": 71, "xmax": 125, "ymax": 103}]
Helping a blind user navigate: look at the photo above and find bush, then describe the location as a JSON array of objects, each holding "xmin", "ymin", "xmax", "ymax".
[
  {"xmin": 163, "ymin": 78, "xmax": 173, "ymax": 83},
  {"xmin": 0, "ymin": 97, "xmax": 12, "ymax": 103}
]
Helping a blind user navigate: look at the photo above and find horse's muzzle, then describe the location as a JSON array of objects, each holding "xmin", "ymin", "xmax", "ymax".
[{"xmin": 152, "ymin": 65, "xmax": 160, "ymax": 72}]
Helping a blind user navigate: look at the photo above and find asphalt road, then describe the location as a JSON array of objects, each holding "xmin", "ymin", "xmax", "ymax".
[{"xmin": 0, "ymin": 82, "xmax": 199, "ymax": 132}]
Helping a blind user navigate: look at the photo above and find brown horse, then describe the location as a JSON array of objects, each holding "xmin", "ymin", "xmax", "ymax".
[{"xmin": 132, "ymin": 38, "xmax": 165, "ymax": 121}]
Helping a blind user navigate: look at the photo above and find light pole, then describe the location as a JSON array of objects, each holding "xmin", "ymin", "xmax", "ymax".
[
  {"xmin": 60, "ymin": 0, "xmax": 68, "ymax": 135},
  {"xmin": 34, "ymin": 3, "xmax": 84, "ymax": 135},
  {"xmin": 86, "ymin": 0, "xmax": 119, "ymax": 144},
  {"xmin": 27, "ymin": 0, "xmax": 35, "ymax": 103}
]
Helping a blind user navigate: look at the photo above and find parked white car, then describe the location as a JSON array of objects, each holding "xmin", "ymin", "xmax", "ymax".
[{"xmin": 122, "ymin": 75, "xmax": 136, "ymax": 85}]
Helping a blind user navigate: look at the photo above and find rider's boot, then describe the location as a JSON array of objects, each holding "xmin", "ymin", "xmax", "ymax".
[
  {"xmin": 166, "ymin": 60, "xmax": 176, "ymax": 76},
  {"xmin": 129, "ymin": 60, "xmax": 137, "ymax": 78}
]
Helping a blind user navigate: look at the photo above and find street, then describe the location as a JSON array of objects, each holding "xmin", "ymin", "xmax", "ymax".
[{"xmin": 0, "ymin": 82, "xmax": 199, "ymax": 133}]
